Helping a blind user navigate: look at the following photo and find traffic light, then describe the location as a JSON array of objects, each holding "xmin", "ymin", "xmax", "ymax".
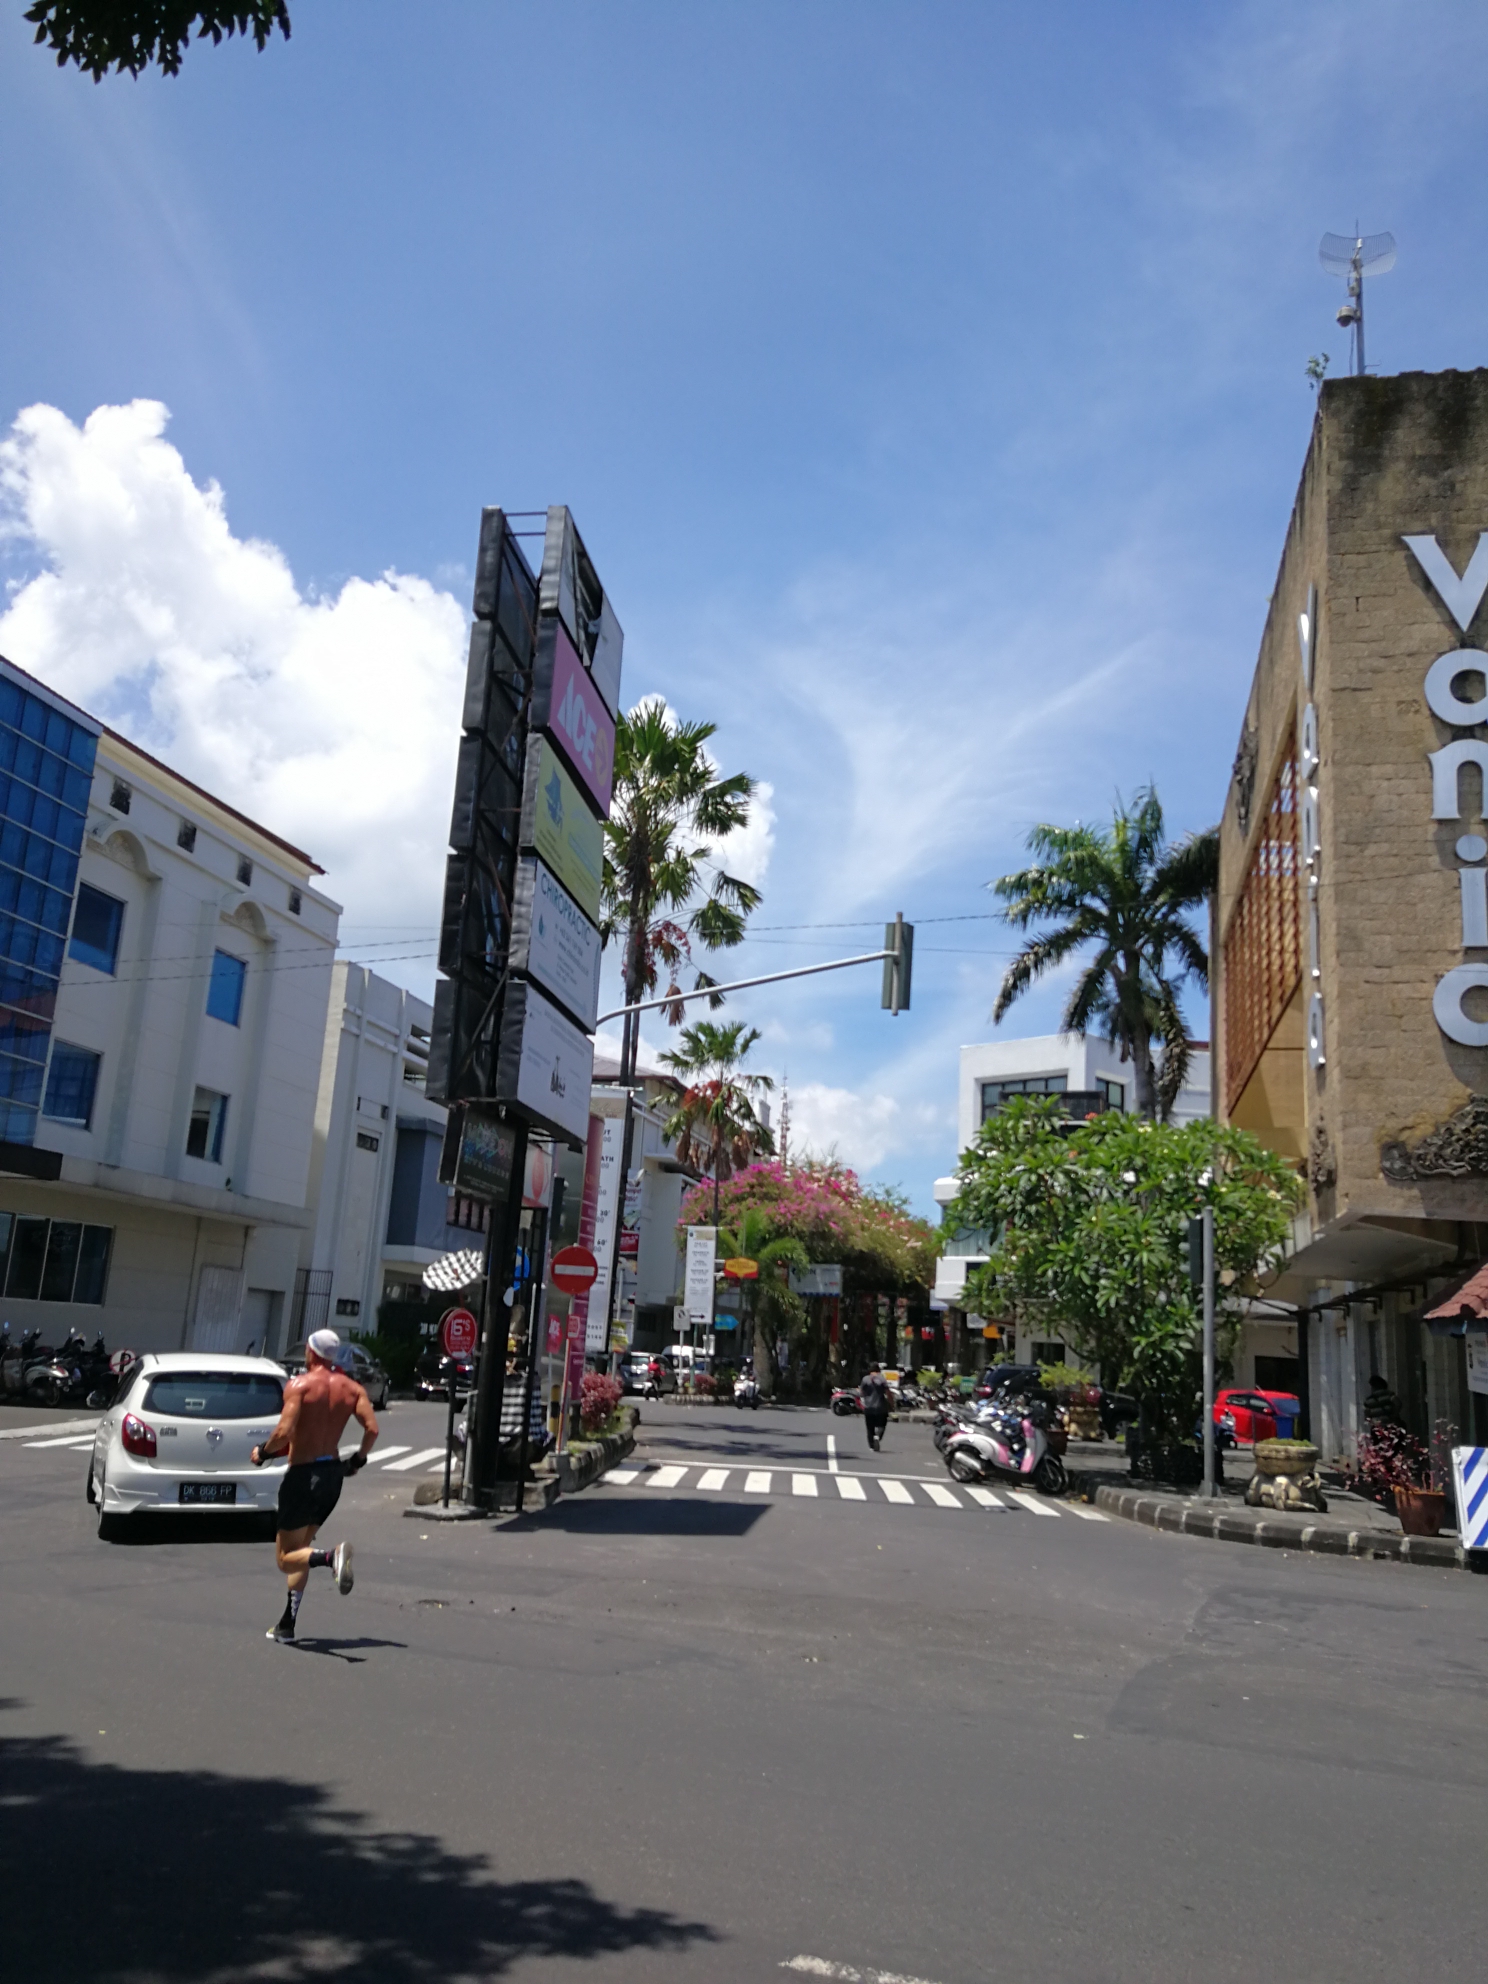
[
  {"xmin": 1187, "ymin": 1216, "xmax": 1205, "ymax": 1287},
  {"xmin": 881, "ymin": 913, "xmax": 914, "ymax": 1015}
]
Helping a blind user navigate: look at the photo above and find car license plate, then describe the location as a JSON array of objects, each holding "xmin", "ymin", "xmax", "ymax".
[{"xmin": 178, "ymin": 1482, "xmax": 236, "ymax": 1505}]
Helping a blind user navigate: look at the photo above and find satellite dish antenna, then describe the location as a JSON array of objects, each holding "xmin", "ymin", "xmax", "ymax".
[{"xmin": 1319, "ymin": 230, "xmax": 1396, "ymax": 377}]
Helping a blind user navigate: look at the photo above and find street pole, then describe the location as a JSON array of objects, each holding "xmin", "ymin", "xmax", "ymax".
[
  {"xmin": 464, "ymin": 1120, "xmax": 528, "ymax": 1509},
  {"xmin": 1201, "ymin": 1205, "xmax": 1217, "ymax": 1500}
]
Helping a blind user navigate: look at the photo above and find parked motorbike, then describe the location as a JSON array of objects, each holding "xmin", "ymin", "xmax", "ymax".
[
  {"xmin": 0, "ymin": 1324, "xmax": 51, "ymax": 1401},
  {"xmin": 734, "ymin": 1373, "xmax": 761, "ymax": 1411},
  {"xmin": 829, "ymin": 1387, "xmax": 863, "ymax": 1416},
  {"xmin": 43, "ymin": 1330, "xmax": 115, "ymax": 1407},
  {"xmin": 943, "ymin": 1400, "xmax": 1067, "ymax": 1496}
]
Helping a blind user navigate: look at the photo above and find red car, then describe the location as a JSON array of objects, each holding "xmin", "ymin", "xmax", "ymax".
[{"xmin": 1214, "ymin": 1388, "xmax": 1301, "ymax": 1443}]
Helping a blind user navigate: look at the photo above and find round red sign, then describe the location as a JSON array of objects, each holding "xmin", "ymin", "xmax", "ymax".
[
  {"xmin": 550, "ymin": 1245, "xmax": 600, "ymax": 1295},
  {"xmin": 440, "ymin": 1307, "xmax": 478, "ymax": 1357}
]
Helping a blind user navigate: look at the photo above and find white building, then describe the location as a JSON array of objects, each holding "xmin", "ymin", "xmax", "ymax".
[
  {"xmin": 930, "ymin": 1031, "xmax": 1211, "ymax": 1352},
  {"xmin": 294, "ymin": 962, "xmax": 444, "ymax": 1345},
  {"xmin": 0, "ymin": 654, "xmax": 341, "ymax": 1358}
]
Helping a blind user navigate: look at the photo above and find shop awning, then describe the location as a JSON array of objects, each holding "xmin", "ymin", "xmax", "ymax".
[{"xmin": 1423, "ymin": 1263, "xmax": 1488, "ymax": 1336}]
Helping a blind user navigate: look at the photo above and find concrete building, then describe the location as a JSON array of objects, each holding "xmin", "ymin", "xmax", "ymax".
[
  {"xmin": 0, "ymin": 652, "xmax": 340, "ymax": 1358},
  {"xmin": 1212, "ymin": 368, "xmax": 1488, "ymax": 1455},
  {"xmin": 294, "ymin": 963, "xmax": 445, "ymax": 1345},
  {"xmin": 930, "ymin": 1031, "xmax": 1211, "ymax": 1363}
]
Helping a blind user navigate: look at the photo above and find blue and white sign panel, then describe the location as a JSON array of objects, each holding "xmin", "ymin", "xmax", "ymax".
[
  {"xmin": 1451, "ymin": 1447, "xmax": 1488, "ymax": 1550},
  {"xmin": 510, "ymin": 855, "xmax": 602, "ymax": 1032}
]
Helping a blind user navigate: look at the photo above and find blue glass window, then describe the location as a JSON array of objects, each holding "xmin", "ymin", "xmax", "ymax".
[
  {"xmin": 206, "ymin": 950, "xmax": 247, "ymax": 1026},
  {"xmin": 43, "ymin": 1042, "xmax": 101, "ymax": 1128},
  {"xmin": 69, "ymin": 884, "xmax": 124, "ymax": 975}
]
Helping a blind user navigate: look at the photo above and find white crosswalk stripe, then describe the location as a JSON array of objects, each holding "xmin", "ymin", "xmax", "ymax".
[
  {"xmin": 1006, "ymin": 1490, "xmax": 1059, "ymax": 1516},
  {"xmin": 365, "ymin": 1445, "xmax": 412, "ymax": 1465},
  {"xmin": 1066, "ymin": 1504, "xmax": 1110, "ymax": 1521},
  {"xmin": 964, "ymin": 1486, "xmax": 1009, "ymax": 1510},
  {"xmin": 921, "ymin": 1483, "xmax": 961, "ymax": 1508},
  {"xmin": 381, "ymin": 1447, "xmax": 448, "ymax": 1472},
  {"xmin": 605, "ymin": 1469, "xmax": 640, "ymax": 1485},
  {"xmin": 879, "ymin": 1479, "xmax": 915, "ymax": 1505},
  {"xmin": 696, "ymin": 1468, "xmax": 729, "ymax": 1491},
  {"xmin": 835, "ymin": 1475, "xmax": 866, "ymax": 1500},
  {"xmin": 646, "ymin": 1465, "xmax": 687, "ymax": 1489},
  {"xmin": 744, "ymin": 1471, "xmax": 772, "ymax": 1494},
  {"xmin": 593, "ymin": 1461, "xmax": 1101, "ymax": 1525},
  {"xmin": 792, "ymin": 1473, "xmax": 818, "ymax": 1497},
  {"xmin": 25, "ymin": 1434, "xmax": 96, "ymax": 1449}
]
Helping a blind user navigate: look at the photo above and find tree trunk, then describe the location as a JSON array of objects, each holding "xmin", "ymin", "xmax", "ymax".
[
  {"xmin": 753, "ymin": 1297, "xmax": 774, "ymax": 1397},
  {"xmin": 1129, "ymin": 1026, "xmax": 1157, "ymax": 1117}
]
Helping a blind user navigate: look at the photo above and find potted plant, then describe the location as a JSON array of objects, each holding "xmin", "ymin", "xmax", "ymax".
[{"xmin": 1351, "ymin": 1419, "xmax": 1446, "ymax": 1536}]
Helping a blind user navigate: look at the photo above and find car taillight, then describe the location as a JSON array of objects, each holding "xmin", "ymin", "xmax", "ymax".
[{"xmin": 122, "ymin": 1412, "xmax": 156, "ymax": 1457}]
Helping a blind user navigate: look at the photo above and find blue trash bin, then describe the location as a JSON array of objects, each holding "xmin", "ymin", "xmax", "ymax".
[{"xmin": 1271, "ymin": 1396, "xmax": 1300, "ymax": 1439}]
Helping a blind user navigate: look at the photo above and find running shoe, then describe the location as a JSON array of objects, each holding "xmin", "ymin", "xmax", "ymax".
[
  {"xmin": 266, "ymin": 1620, "xmax": 295, "ymax": 1643},
  {"xmin": 333, "ymin": 1541, "xmax": 355, "ymax": 1595}
]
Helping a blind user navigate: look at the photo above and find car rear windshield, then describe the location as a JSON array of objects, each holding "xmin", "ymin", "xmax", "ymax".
[{"xmin": 142, "ymin": 1371, "xmax": 284, "ymax": 1419}]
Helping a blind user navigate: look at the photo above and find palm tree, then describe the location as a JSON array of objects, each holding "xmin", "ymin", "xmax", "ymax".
[
  {"xmin": 660, "ymin": 1020, "xmax": 776, "ymax": 1225},
  {"xmin": 602, "ymin": 699, "xmax": 761, "ymax": 1082},
  {"xmin": 990, "ymin": 787, "xmax": 1218, "ymax": 1120},
  {"xmin": 716, "ymin": 1206, "xmax": 809, "ymax": 1397}
]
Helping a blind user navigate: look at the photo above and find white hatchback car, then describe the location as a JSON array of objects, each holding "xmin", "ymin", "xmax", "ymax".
[{"xmin": 89, "ymin": 1351, "xmax": 289, "ymax": 1539}]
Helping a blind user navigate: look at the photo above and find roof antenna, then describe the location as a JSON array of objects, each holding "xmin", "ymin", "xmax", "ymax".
[{"xmin": 1319, "ymin": 226, "xmax": 1395, "ymax": 377}]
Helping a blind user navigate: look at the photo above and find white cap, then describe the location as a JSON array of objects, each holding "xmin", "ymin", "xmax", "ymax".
[{"xmin": 307, "ymin": 1328, "xmax": 342, "ymax": 1363}]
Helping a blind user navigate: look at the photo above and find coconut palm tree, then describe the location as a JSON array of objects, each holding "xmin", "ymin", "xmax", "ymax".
[
  {"xmin": 602, "ymin": 699, "xmax": 761, "ymax": 1083},
  {"xmin": 660, "ymin": 1020, "xmax": 776, "ymax": 1224},
  {"xmin": 990, "ymin": 787, "xmax": 1218, "ymax": 1119}
]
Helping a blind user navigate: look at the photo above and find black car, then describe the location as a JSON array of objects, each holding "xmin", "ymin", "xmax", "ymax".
[
  {"xmin": 973, "ymin": 1363, "xmax": 1045, "ymax": 1401},
  {"xmin": 415, "ymin": 1345, "xmax": 474, "ymax": 1402},
  {"xmin": 283, "ymin": 1339, "xmax": 391, "ymax": 1410}
]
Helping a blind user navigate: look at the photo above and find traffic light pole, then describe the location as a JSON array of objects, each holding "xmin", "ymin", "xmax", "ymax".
[{"xmin": 595, "ymin": 928, "xmax": 910, "ymax": 1027}]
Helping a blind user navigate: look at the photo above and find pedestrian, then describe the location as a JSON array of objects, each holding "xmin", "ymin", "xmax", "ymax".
[
  {"xmin": 1362, "ymin": 1372, "xmax": 1404, "ymax": 1427},
  {"xmin": 251, "ymin": 1327, "xmax": 379, "ymax": 1644},
  {"xmin": 860, "ymin": 1361, "xmax": 890, "ymax": 1451}
]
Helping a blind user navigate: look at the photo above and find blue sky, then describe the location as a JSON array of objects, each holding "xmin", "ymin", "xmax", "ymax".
[{"xmin": 2, "ymin": 1, "xmax": 1486, "ymax": 1210}]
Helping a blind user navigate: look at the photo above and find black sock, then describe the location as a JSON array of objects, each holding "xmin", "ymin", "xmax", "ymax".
[
  {"xmin": 308, "ymin": 1550, "xmax": 333, "ymax": 1569},
  {"xmin": 277, "ymin": 1592, "xmax": 299, "ymax": 1631}
]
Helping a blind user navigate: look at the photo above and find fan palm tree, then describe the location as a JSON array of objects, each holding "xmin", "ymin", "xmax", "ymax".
[
  {"xmin": 660, "ymin": 1020, "xmax": 776, "ymax": 1223},
  {"xmin": 716, "ymin": 1206, "xmax": 809, "ymax": 1397},
  {"xmin": 602, "ymin": 699, "xmax": 761, "ymax": 1082},
  {"xmin": 990, "ymin": 787, "xmax": 1218, "ymax": 1120}
]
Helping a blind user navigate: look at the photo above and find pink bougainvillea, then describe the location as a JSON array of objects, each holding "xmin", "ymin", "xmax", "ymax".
[{"xmin": 678, "ymin": 1159, "xmax": 936, "ymax": 1290}]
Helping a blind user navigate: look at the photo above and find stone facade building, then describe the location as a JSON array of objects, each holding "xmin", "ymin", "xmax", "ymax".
[{"xmin": 1214, "ymin": 369, "xmax": 1488, "ymax": 1457}]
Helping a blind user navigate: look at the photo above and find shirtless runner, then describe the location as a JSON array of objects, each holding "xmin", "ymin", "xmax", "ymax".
[{"xmin": 251, "ymin": 1328, "xmax": 379, "ymax": 1644}]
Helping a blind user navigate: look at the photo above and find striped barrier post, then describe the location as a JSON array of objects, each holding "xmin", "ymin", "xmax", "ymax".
[{"xmin": 1451, "ymin": 1447, "xmax": 1488, "ymax": 1556}]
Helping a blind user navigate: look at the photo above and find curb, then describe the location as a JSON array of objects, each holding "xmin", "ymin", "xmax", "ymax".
[
  {"xmin": 557, "ymin": 1427, "xmax": 636, "ymax": 1494},
  {"xmin": 1093, "ymin": 1483, "xmax": 1480, "ymax": 1571}
]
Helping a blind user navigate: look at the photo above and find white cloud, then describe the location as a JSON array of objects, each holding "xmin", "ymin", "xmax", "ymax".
[
  {"xmin": 710, "ymin": 776, "xmax": 774, "ymax": 890},
  {"xmin": 0, "ymin": 400, "xmax": 466, "ymax": 949},
  {"xmin": 788, "ymin": 1079, "xmax": 944, "ymax": 1177}
]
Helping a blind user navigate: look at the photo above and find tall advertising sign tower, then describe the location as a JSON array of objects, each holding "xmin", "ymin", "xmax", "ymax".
[{"xmin": 428, "ymin": 507, "xmax": 623, "ymax": 1505}]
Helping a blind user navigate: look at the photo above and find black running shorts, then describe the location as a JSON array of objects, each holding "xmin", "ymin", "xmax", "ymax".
[{"xmin": 276, "ymin": 1457, "xmax": 343, "ymax": 1534}]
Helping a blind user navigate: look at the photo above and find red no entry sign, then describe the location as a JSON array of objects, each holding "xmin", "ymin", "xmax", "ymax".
[
  {"xmin": 440, "ymin": 1307, "xmax": 478, "ymax": 1357},
  {"xmin": 551, "ymin": 1245, "xmax": 599, "ymax": 1295}
]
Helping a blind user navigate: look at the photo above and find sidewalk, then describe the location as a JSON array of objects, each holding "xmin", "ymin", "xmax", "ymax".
[{"xmin": 1063, "ymin": 1439, "xmax": 1479, "ymax": 1572}]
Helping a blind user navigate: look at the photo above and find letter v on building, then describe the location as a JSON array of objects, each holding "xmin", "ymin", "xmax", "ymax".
[{"xmin": 1403, "ymin": 534, "xmax": 1488, "ymax": 635}]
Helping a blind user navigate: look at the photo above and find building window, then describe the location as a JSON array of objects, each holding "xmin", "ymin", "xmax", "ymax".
[
  {"xmin": 186, "ymin": 1087, "xmax": 228, "ymax": 1163},
  {"xmin": 335, "ymin": 1297, "xmax": 361, "ymax": 1317},
  {"xmin": 288, "ymin": 888, "xmax": 302, "ymax": 916},
  {"xmin": 980, "ymin": 1075, "xmax": 1067, "ymax": 1121},
  {"xmin": 356, "ymin": 1131, "xmax": 380, "ymax": 1152},
  {"xmin": 0, "ymin": 1211, "xmax": 112, "ymax": 1303},
  {"xmin": 43, "ymin": 1042, "xmax": 101, "ymax": 1128},
  {"xmin": 177, "ymin": 820, "xmax": 197, "ymax": 853},
  {"xmin": 68, "ymin": 883, "xmax": 124, "ymax": 975},
  {"xmin": 1222, "ymin": 733, "xmax": 1300, "ymax": 1113},
  {"xmin": 236, "ymin": 855, "xmax": 253, "ymax": 887},
  {"xmin": 1097, "ymin": 1077, "xmax": 1124, "ymax": 1112},
  {"xmin": 206, "ymin": 950, "xmax": 247, "ymax": 1026},
  {"xmin": 109, "ymin": 779, "xmax": 131, "ymax": 814}
]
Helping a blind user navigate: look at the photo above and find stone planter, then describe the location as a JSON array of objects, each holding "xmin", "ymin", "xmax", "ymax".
[
  {"xmin": 1394, "ymin": 1486, "xmax": 1448, "ymax": 1537},
  {"xmin": 1065, "ymin": 1404, "xmax": 1102, "ymax": 1441},
  {"xmin": 1246, "ymin": 1439, "xmax": 1327, "ymax": 1513}
]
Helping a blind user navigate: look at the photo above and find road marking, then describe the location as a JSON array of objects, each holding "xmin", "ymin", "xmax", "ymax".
[
  {"xmin": 25, "ymin": 1433, "xmax": 96, "ymax": 1449},
  {"xmin": 879, "ymin": 1479, "xmax": 914, "ymax": 1505},
  {"xmin": 604, "ymin": 1469, "xmax": 640, "ymax": 1485},
  {"xmin": 1006, "ymin": 1490, "xmax": 1060, "ymax": 1516},
  {"xmin": 366, "ymin": 1445, "xmax": 412, "ymax": 1464},
  {"xmin": 827, "ymin": 1434, "xmax": 839, "ymax": 1474},
  {"xmin": 792, "ymin": 1473, "xmax": 819, "ymax": 1497},
  {"xmin": 0, "ymin": 1418, "xmax": 96, "ymax": 1442},
  {"xmin": 920, "ymin": 1483, "xmax": 961, "ymax": 1508},
  {"xmin": 381, "ymin": 1447, "xmax": 447, "ymax": 1472},
  {"xmin": 835, "ymin": 1475, "xmax": 866, "ymax": 1500},
  {"xmin": 646, "ymin": 1465, "xmax": 688, "ymax": 1489},
  {"xmin": 744, "ymin": 1471, "xmax": 772, "ymax": 1493},
  {"xmin": 1067, "ymin": 1504, "xmax": 1110, "ymax": 1521},
  {"xmin": 781, "ymin": 1955, "xmax": 945, "ymax": 1983},
  {"xmin": 964, "ymin": 1486, "xmax": 1007, "ymax": 1510},
  {"xmin": 696, "ymin": 1468, "xmax": 729, "ymax": 1491}
]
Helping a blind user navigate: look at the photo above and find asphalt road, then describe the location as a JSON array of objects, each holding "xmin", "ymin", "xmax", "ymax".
[{"xmin": 4, "ymin": 1399, "xmax": 1488, "ymax": 1983}]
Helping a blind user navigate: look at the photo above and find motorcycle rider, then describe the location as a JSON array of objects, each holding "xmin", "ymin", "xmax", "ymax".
[{"xmin": 860, "ymin": 1362, "xmax": 890, "ymax": 1452}]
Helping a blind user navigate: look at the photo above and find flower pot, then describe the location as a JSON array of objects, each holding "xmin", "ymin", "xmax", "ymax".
[
  {"xmin": 1252, "ymin": 1440, "xmax": 1320, "ymax": 1477},
  {"xmin": 1393, "ymin": 1486, "xmax": 1448, "ymax": 1538}
]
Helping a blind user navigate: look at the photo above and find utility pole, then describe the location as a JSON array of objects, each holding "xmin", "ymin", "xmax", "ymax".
[{"xmin": 1201, "ymin": 1207, "xmax": 1216, "ymax": 1500}]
